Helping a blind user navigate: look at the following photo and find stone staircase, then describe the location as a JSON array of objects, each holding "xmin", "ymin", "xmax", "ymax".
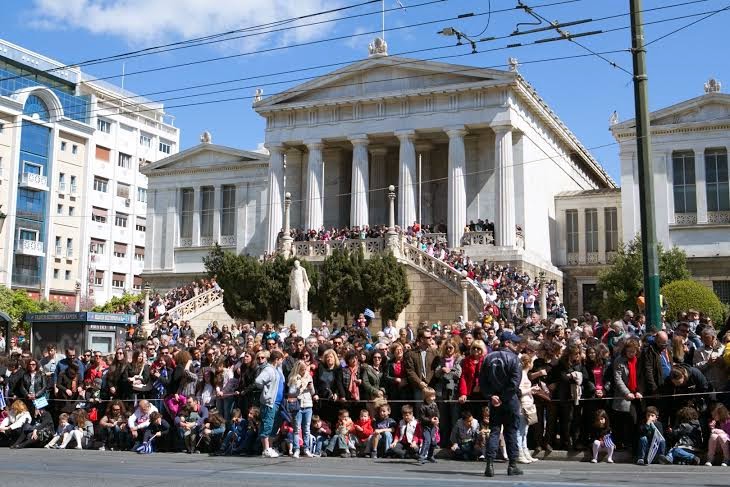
[{"xmin": 153, "ymin": 288, "xmax": 232, "ymax": 334}]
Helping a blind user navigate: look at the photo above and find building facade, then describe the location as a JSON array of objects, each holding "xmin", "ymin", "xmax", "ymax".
[
  {"xmin": 0, "ymin": 38, "xmax": 179, "ymax": 307},
  {"xmin": 140, "ymin": 134, "xmax": 269, "ymax": 289},
  {"xmin": 253, "ymin": 44, "xmax": 615, "ymax": 279}
]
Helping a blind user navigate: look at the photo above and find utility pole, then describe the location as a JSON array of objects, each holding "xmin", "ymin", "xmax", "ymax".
[{"xmin": 630, "ymin": 0, "xmax": 661, "ymax": 332}]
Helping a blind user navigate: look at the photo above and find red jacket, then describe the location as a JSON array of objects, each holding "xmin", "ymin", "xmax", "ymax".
[
  {"xmin": 459, "ymin": 356, "xmax": 484, "ymax": 397},
  {"xmin": 352, "ymin": 418, "xmax": 374, "ymax": 443}
]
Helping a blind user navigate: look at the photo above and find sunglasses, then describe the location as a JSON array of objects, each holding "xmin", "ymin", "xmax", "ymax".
[{"xmin": 257, "ymin": 356, "xmax": 267, "ymax": 360}]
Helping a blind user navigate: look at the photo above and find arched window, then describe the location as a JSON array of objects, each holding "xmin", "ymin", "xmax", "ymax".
[{"xmin": 23, "ymin": 94, "xmax": 50, "ymax": 121}]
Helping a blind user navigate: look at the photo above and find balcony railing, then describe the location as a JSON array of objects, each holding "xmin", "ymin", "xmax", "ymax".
[
  {"xmin": 15, "ymin": 239, "xmax": 44, "ymax": 256},
  {"xmin": 19, "ymin": 172, "xmax": 49, "ymax": 191},
  {"xmin": 461, "ymin": 231, "xmax": 495, "ymax": 246},
  {"xmin": 290, "ymin": 238, "xmax": 384, "ymax": 260},
  {"xmin": 708, "ymin": 211, "xmax": 730, "ymax": 225}
]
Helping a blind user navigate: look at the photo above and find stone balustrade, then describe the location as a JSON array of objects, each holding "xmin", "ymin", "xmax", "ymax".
[
  {"xmin": 461, "ymin": 231, "xmax": 495, "ymax": 246},
  {"xmin": 152, "ymin": 287, "xmax": 224, "ymax": 325},
  {"xmin": 290, "ymin": 238, "xmax": 384, "ymax": 260}
]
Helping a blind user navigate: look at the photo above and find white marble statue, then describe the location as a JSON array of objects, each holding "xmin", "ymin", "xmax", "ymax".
[{"xmin": 289, "ymin": 260, "xmax": 311, "ymax": 312}]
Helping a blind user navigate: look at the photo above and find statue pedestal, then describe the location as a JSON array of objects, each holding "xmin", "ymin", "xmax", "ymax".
[{"xmin": 284, "ymin": 309, "xmax": 312, "ymax": 338}]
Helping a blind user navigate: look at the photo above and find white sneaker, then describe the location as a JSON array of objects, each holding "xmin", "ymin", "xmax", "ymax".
[
  {"xmin": 606, "ymin": 458, "xmax": 614, "ymax": 464},
  {"xmin": 720, "ymin": 462, "xmax": 727, "ymax": 467},
  {"xmin": 98, "ymin": 446, "xmax": 106, "ymax": 451},
  {"xmin": 517, "ymin": 455, "xmax": 531, "ymax": 464},
  {"xmin": 705, "ymin": 462, "xmax": 713, "ymax": 467},
  {"xmin": 302, "ymin": 450, "xmax": 313, "ymax": 458},
  {"xmin": 263, "ymin": 448, "xmax": 280, "ymax": 458},
  {"xmin": 293, "ymin": 450, "xmax": 300, "ymax": 459},
  {"xmin": 591, "ymin": 459, "xmax": 598, "ymax": 464},
  {"xmin": 523, "ymin": 448, "xmax": 538, "ymax": 462}
]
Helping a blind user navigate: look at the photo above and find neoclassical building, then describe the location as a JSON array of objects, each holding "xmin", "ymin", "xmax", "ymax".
[{"xmin": 254, "ymin": 44, "xmax": 615, "ymax": 278}]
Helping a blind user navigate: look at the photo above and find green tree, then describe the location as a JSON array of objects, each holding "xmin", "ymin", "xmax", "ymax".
[
  {"xmin": 597, "ymin": 236, "xmax": 691, "ymax": 319},
  {"xmin": 317, "ymin": 249, "xmax": 365, "ymax": 322},
  {"xmin": 0, "ymin": 286, "xmax": 66, "ymax": 332},
  {"xmin": 204, "ymin": 250, "xmax": 268, "ymax": 321},
  {"xmin": 362, "ymin": 252, "xmax": 411, "ymax": 322},
  {"xmin": 661, "ymin": 280, "xmax": 726, "ymax": 326},
  {"xmin": 92, "ymin": 291, "xmax": 144, "ymax": 313}
]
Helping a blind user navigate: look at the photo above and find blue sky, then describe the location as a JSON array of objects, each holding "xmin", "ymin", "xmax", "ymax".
[{"xmin": 3, "ymin": 0, "xmax": 729, "ymax": 183}]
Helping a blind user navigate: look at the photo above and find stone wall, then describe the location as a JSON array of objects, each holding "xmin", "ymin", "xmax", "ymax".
[
  {"xmin": 398, "ymin": 267, "xmax": 463, "ymax": 326},
  {"xmin": 188, "ymin": 301, "xmax": 236, "ymax": 336}
]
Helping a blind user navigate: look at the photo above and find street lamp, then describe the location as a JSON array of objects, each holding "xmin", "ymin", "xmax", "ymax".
[
  {"xmin": 142, "ymin": 282, "xmax": 152, "ymax": 336},
  {"xmin": 437, "ymin": 26, "xmax": 478, "ymax": 53}
]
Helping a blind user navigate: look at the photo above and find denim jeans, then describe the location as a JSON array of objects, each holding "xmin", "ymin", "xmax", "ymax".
[
  {"xmin": 666, "ymin": 447, "xmax": 696, "ymax": 464},
  {"xmin": 293, "ymin": 407, "xmax": 312, "ymax": 452},
  {"xmin": 516, "ymin": 414, "xmax": 529, "ymax": 452},
  {"xmin": 368, "ymin": 431, "xmax": 393, "ymax": 456},
  {"xmin": 637, "ymin": 436, "xmax": 666, "ymax": 463},
  {"xmin": 420, "ymin": 425, "xmax": 436, "ymax": 460}
]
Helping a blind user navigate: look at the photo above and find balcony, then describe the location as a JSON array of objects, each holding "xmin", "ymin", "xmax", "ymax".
[
  {"xmin": 15, "ymin": 239, "xmax": 45, "ymax": 257},
  {"xmin": 19, "ymin": 172, "xmax": 49, "ymax": 191}
]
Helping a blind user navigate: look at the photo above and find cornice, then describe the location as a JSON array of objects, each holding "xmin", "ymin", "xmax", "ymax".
[{"xmin": 146, "ymin": 163, "xmax": 269, "ymax": 178}]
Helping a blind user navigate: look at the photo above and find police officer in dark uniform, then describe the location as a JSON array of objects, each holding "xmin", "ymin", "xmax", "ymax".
[{"xmin": 479, "ymin": 331, "xmax": 524, "ymax": 477}]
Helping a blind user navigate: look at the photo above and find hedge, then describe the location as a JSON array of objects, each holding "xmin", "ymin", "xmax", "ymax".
[{"xmin": 660, "ymin": 280, "xmax": 726, "ymax": 326}]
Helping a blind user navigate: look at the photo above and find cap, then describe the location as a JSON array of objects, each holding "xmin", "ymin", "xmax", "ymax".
[{"xmin": 500, "ymin": 331, "xmax": 523, "ymax": 344}]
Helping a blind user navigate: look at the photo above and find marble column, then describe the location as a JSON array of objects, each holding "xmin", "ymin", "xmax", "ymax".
[
  {"xmin": 213, "ymin": 184, "xmax": 222, "ymax": 243},
  {"xmin": 694, "ymin": 148, "xmax": 708, "ymax": 224},
  {"xmin": 446, "ymin": 126, "xmax": 467, "ymax": 247},
  {"xmin": 265, "ymin": 143, "xmax": 285, "ymax": 253},
  {"xmin": 304, "ymin": 140, "xmax": 324, "ymax": 230},
  {"xmin": 192, "ymin": 187, "xmax": 201, "ymax": 247},
  {"xmin": 369, "ymin": 146, "xmax": 388, "ymax": 225},
  {"xmin": 415, "ymin": 142, "xmax": 433, "ymax": 226},
  {"xmin": 494, "ymin": 125, "xmax": 516, "ymax": 247},
  {"xmin": 349, "ymin": 135, "xmax": 370, "ymax": 228},
  {"xmin": 396, "ymin": 130, "xmax": 417, "ymax": 229},
  {"xmin": 285, "ymin": 148, "xmax": 304, "ymax": 229}
]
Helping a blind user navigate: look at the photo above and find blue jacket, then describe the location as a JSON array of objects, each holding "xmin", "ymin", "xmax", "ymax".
[{"xmin": 478, "ymin": 348, "xmax": 522, "ymax": 403}]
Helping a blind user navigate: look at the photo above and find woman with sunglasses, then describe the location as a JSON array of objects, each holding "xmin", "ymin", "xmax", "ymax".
[
  {"xmin": 18, "ymin": 359, "xmax": 47, "ymax": 412},
  {"xmin": 435, "ymin": 338, "xmax": 463, "ymax": 446},
  {"xmin": 458, "ymin": 339, "xmax": 487, "ymax": 417},
  {"xmin": 103, "ymin": 348, "xmax": 131, "ymax": 401}
]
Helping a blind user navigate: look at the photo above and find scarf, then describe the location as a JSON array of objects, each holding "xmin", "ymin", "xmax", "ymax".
[
  {"xmin": 627, "ymin": 356, "xmax": 638, "ymax": 393},
  {"xmin": 348, "ymin": 366, "xmax": 360, "ymax": 401}
]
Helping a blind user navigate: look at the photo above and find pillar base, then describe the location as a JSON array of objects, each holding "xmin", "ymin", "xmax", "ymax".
[
  {"xmin": 279, "ymin": 236, "xmax": 293, "ymax": 259},
  {"xmin": 284, "ymin": 309, "xmax": 313, "ymax": 338}
]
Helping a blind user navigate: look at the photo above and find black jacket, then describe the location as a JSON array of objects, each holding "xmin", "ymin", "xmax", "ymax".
[
  {"xmin": 479, "ymin": 348, "xmax": 522, "ymax": 402},
  {"xmin": 17, "ymin": 371, "xmax": 47, "ymax": 399}
]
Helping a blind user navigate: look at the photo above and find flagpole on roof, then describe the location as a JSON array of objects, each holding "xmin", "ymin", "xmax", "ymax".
[{"xmin": 382, "ymin": 0, "xmax": 386, "ymax": 40}]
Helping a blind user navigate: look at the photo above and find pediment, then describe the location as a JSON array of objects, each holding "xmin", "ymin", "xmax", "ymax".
[
  {"xmin": 142, "ymin": 143, "xmax": 268, "ymax": 174},
  {"xmin": 255, "ymin": 56, "xmax": 515, "ymax": 109},
  {"xmin": 613, "ymin": 93, "xmax": 730, "ymax": 130}
]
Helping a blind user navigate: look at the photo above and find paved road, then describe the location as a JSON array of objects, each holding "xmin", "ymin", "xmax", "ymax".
[{"xmin": 0, "ymin": 450, "xmax": 726, "ymax": 487}]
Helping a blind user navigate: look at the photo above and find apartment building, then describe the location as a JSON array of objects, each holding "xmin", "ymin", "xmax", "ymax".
[{"xmin": 0, "ymin": 39, "xmax": 179, "ymax": 307}]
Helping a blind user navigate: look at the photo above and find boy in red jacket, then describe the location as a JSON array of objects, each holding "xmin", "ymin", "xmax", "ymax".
[{"xmin": 352, "ymin": 409, "xmax": 374, "ymax": 456}]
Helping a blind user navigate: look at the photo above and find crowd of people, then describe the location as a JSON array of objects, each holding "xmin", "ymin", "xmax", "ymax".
[{"xmin": 2, "ymin": 299, "xmax": 729, "ymax": 470}]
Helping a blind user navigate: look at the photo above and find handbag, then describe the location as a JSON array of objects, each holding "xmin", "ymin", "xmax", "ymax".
[{"xmin": 522, "ymin": 403, "xmax": 538, "ymax": 426}]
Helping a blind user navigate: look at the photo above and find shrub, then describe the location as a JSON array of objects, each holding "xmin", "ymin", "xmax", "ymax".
[{"xmin": 660, "ymin": 280, "xmax": 725, "ymax": 326}]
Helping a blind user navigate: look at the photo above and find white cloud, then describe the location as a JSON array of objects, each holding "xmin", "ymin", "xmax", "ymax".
[{"xmin": 28, "ymin": 0, "xmax": 342, "ymax": 48}]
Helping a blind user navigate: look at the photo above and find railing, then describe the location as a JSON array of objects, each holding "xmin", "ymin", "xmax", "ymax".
[
  {"xmin": 421, "ymin": 232, "xmax": 447, "ymax": 242},
  {"xmin": 398, "ymin": 237, "xmax": 486, "ymax": 315},
  {"xmin": 290, "ymin": 238, "xmax": 384, "ymax": 259},
  {"xmin": 567, "ymin": 252, "xmax": 579, "ymax": 265},
  {"xmin": 15, "ymin": 239, "xmax": 44, "ymax": 255},
  {"xmin": 152, "ymin": 287, "xmax": 224, "ymax": 325},
  {"xmin": 461, "ymin": 231, "xmax": 494, "ymax": 246},
  {"xmin": 220, "ymin": 235, "xmax": 236, "ymax": 247},
  {"xmin": 708, "ymin": 211, "xmax": 730, "ymax": 224},
  {"xmin": 674, "ymin": 213, "xmax": 697, "ymax": 225},
  {"xmin": 20, "ymin": 172, "xmax": 49, "ymax": 190}
]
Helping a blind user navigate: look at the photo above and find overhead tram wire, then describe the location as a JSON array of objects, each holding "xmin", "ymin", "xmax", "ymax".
[
  {"xmin": 0, "ymin": 4, "xmax": 724, "ymax": 131},
  {"xmin": 644, "ymin": 2, "xmax": 730, "ymax": 46},
  {"xmin": 0, "ymin": 0, "xmax": 708, "ymax": 122}
]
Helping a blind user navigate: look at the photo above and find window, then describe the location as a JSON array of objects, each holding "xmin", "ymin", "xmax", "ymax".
[
  {"xmin": 68, "ymin": 206, "xmax": 75, "ymax": 216},
  {"xmin": 113, "ymin": 242, "xmax": 127, "ymax": 258},
  {"xmin": 94, "ymin": 271, "xmax": 104, "ymax": 286},
  {"xmin": 713, "ymin": 281, "xmax": 730, "ymax": 305},
  {"xmin": 221, "ymin": 185, "xmax": 236, "ymax": 236},
  {"xmin": 66, "ymin": 238, "xmax": 73, "ymax": 258},
  {"xmin": 180, "ymin": 188, "xmax": 194, "ymax": 239},
  {"xmin": 61, "ymin": 141, "xmax": 67, "ymax": 151},
  {"xmin": 706, "ymin": 149, "xmax": 729, "ymax": 212},
  {"xmin": 0, "ymin": 122, "xmax": 4, "ymax": 133},
  {"xmin": 95, "ymin": 145, "xmax": 111, "ymax": 162},
  {"xmin": 72, "ymin": 145, "xmax": 78, "ymax": 155},
  {"xmin": 566, "ymin": 209, "xmax": 578, "ymax": 254},
  {"xmin": 58, "ymin": 172, "xmax": 66, "ymax": 192},
  {"xmin": 140, "ymin": 134, "xmax": 152, "ymax": 147},
  {"xmin": 585, "ymin": 208, "xmax": 598, "ymax": 253},
  {"xmin": 23, "ymin": 161, "xmax": 43, "ymax": 176},
  {"xmin": 134, "ymin": 246, "xmax": 144, "ymax": 261},
  {"xmin": 135, "ymin": 217, "xmax": 146, "ymax": 232},
  {"xmin": 673, "ymin": 151, "xmax": 697, "ymax": 214},
  {"xmin": 53, "ymin": 269, "xmax": 59, "ymax": 279},
  {"xmin": 91, "ymin": 239, "xmax": 105, "ymax": 254},
  {"xmin": 57, "ymin": 204, "xmax": 63, "ymax": 215},
  {"xmin": 65, "ymin": 270, "xmax": 71, "ymax": 280},
  {"xmin": 70, "ymin": 175, "xmax": 77, "ymax": 194},
  {"xmin": 159, "ymin": 140, "xmax": 172, "ymax": 154},
  {"xmin": 91, "ymin": 207, "xmax": 108, "ymax": 223},
  {"xmin": 93, "ymin": 176, "xmax": 108, "ymax": 192},
  {"xmin": 118, "ymin": 152, "xmax": 131, "ymax": 169},
  {"xmin": 55, "ymin": 236, "xmax": 62, "ymax": 256},
  {"xmin": 604, "ymin": 207, "xmax": 618, "ymax": 252},
  {"xmin": 137, "ymin": 187, "xmax": 147, "ymax": 203},
  {"xmin": 115, "ymin": 212, "xmax": 128, "ymax": 228},
  {"xmin": 117, "ymin": 182, "xmax": 130, "ymax": 199},
  {"xmin": 201, "ymin": 186, "xmax": 214, "ymax": 238},
  {"xmin": 112, "ymin": 273, "xmax": 125, "ymax": 288},
  {"xmin": 97, "ymin": 119, "xmax": 112, "ymax": 133},
  {"xmin": 133, "ymin": 276, "xmax": 142, "ymax": 290}
]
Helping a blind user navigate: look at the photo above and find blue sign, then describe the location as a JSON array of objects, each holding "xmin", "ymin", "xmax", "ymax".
[{"xmin": 25, "ymin": 312, "xmax": 136, "ymax": 325}]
